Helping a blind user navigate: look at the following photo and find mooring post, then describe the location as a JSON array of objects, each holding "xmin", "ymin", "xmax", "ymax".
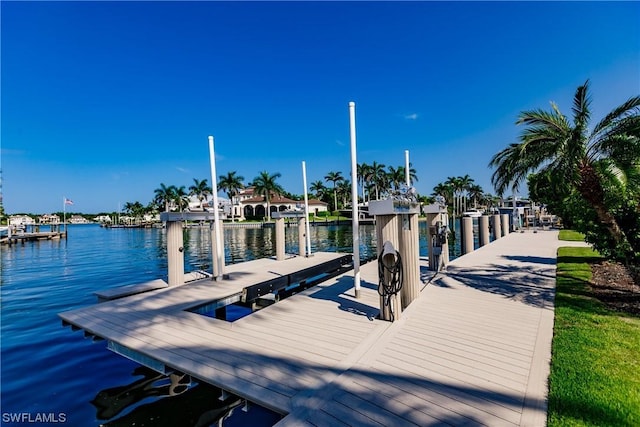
[
  {"xmin": 166, "ymin": 220, "xmax": 184, "ymax": 286},
  {"xmin": 297, "ymin": 217, "xmax": 305, "ymax": 257},
  {"xmin": 398, "ymin": 213, "xmax": 419, "ymax": 309},
  {"xmin": 461, "ymin": 216, "xmax": 474, "ymax": 255},
  {"xmin": 501, "ymin": 214, "xmax": 510, "ymax": 237},
  {"xmin": 491, "ymin": 214, "xmax": 501, "ymax": 240},
  {"xmin": 424, "ymin": 201, "xmax": 449, "ymax": 271},
  {"xmin": 478, "ymin": 215, "xmax": 490, "ymax": 247},
  {"xmin": 374, "ymin": 214, "xmax": 401, "ymax": 321},
  {"xmin": 275, "ymin": 217, "xmax": 285, "ymax": 261}
]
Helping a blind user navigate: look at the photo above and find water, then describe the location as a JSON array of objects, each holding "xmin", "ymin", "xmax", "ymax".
[{"xmin": 1, "ymin": 221, "xmax": 463, "ymax": 426}]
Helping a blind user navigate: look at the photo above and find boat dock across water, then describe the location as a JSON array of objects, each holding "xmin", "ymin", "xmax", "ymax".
[{"xmin": 59, "ymin": 230, "xmax": 564, "ymax": 426}]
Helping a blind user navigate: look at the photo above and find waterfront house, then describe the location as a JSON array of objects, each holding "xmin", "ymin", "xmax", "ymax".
[
  {"xmin": 231, "ymin": 187, "xmax": 328, "ymax": 220},
  {"xmin": 9, "ymin": 215, "xmax": 36, "ymax": 226},
  {"xmin": 39, "ymin": 214, "xmax": 61, "ymax": 224}
]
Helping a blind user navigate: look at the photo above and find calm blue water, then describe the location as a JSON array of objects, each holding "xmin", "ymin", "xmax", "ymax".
[{"xmin": 0, "ymin": 221, "xmax": 466, "ymax": 426}]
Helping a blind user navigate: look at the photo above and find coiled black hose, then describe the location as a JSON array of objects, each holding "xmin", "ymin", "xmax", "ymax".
[{"xmin": 378, "ymin": 249, "xmax": 403, "ymax": 322}]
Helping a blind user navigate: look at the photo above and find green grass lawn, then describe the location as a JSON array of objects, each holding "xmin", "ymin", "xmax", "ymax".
[
  {"xmin": 558, "ymin": 229, "xmax": 586, "ymax": 241},
  {"xmin": 548, "ymin": 246, "xmax": 640, "ymax": 426}
]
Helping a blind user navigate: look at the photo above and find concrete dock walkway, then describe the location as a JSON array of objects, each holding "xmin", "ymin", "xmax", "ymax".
[{"xmin": 60, "ymin": 230, "xmax": 571, "ymax": 426}]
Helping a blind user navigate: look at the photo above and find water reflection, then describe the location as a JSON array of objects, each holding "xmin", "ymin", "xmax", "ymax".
[
  {"xmin": 181, "ymin": 224, "xmax": 380, "ymax": 272},
  {"xmin": 93, "ymin": 367, "xmax": 282, "ymax": 427}
]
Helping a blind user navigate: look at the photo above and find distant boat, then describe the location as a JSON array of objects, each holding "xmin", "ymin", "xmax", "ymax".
[
  {"xmin": 0, "ymin": 226, "xmax": 8, "ymax": 237},
  {"xmin": 462, "ymin": 209, "xmax": 483, "ymax": 218}
]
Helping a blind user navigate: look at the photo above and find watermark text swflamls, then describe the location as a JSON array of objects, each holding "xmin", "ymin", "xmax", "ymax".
[{"xmin": 2, "ymin": 413, "xmax": 67, "ymax": 423}]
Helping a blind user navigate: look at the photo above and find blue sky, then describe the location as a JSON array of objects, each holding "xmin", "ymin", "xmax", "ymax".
[{"xmin": 2, "ymin": 1, "xmax": 639, "ymax": 214}]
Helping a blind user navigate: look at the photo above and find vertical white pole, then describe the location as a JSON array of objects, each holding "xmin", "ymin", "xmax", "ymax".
[
  {"xmin": 302, "ymin": 161, "xmax": 312, "ymax": 257},
  {"xmin": 63, "ymin": 197, "xmax": 66, "ymax": 233},
  {"xmin": 349, "ymin": 101, "xmax": 360, "ymax": 298},
  {"xmin": 404, "ymin": 150, "xmax": 410, "ymax": 187},
  {"xmin": 208, "ymin": 136, "xmax": 224, "ymax": 280}
]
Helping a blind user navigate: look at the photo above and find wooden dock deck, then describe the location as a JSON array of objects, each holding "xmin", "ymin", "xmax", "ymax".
[
  {"xmin": 1, "ymin": 231, "xmax": 66, "ymax": 245},
  {"xmin": 60, "ymin": 231, "xmax": 564, "ymax": 425}
]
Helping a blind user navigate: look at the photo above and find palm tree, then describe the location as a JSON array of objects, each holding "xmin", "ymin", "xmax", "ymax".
[
  {"xmin": 309, "ymin": 180, "xmax": 327, "ymax": 199},
  {"xmin": 154, "ymin": 183, "xmax": 176, "ymax": 212},
  {"xmin": 387, "ymin": 166, "xmax": 404, "ymax": 191},
  {"xmin": 357, "ymin": 162, "xmax": 372, "ymax": 202},
  {"xmin": 188, "ymin": 178, "xmax": 211, "ymax": 211},
  {"xmin": 218, "ymin": 171, "xmax": 245, "ymax": 222},
  {"xmin": 467, "ymin": 184, "xmax": 484, "ymax": 209},
  {"xmin": 490, "ymin": 80, "xmax": 640, "ymax": 257},
  {"xmin": 369, "ymin": 161, "xmax": 386, "ymax": 200},
  {"xmin": 458, "ymin": 174, "xmax": 474, "ymax": 212},
  {"xmin": 324, "ymin": 171, "xmax": 344, "ymax": 212},
  {"xmin": 445, "ymin": 176, "xmax": 464, "ymax": 218},
  {"xmin": 337, "ymin": 179, "xmax": 352, "ymax": 208},
  {"xmin": 252, "ymin": 171, "xmax": 284, "ymax": 221},
  {"xmin": 173, "ymin": 186, "xmax": 190, "ymax": 212},
  {"xmin": 398, "ymin": 164, "xmax": 419, "ymax": 187}
]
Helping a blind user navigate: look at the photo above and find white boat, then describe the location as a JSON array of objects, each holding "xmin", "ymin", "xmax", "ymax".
[{"xmin": 462, "ymin": 209, "xmax": 483, "ymax": 218}]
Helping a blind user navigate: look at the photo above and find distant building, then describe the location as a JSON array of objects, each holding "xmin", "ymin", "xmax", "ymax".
[
  {"xmin": 39, "ymin": 214, "xmax": 61, "ymax": 224},
  {"xmin": 9, "ymin": 215, "xmax": 35, "ymax": 226},
  {"xmin": 69, "ymin": 215, "xmax": 92, "ymax": 224},
  {"xmin": 94, "ymin": 215, "xmax": 112, "ymax": 224},
  {"xmin": 231, "ymin": 187, "xmax": 328, "ymax": 220}
]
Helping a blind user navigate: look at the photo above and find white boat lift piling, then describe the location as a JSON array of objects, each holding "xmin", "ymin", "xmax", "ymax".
[
  {"xmin": 349, "ymin": 101, "xmax": 361, "ymax": 298},
  {"xmin": 301, "ymin": 161, "xmax": 312, "ymax": 257},
  {"xmin": 208, "ymin": 136, "xmax": 225, "ymax": 280}
]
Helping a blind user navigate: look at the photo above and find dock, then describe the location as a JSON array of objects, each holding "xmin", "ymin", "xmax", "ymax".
[
  {"xmin": 1, "ymin": 231, "xmax": 66, "ymax": 245},
  {"xmin": 60, "ymin": 231, "xmax": 565, "ymax": 425}
]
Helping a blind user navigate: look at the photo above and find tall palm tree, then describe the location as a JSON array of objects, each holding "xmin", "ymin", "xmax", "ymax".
[
  {"xmin": 386, "ymin": 166, "xmax": 404, "ymax": 191},
  {"xmin": 397, "ymin": 164, "xmax": 419, "ymax": 187},
  {"xmin": 445, "ymin": 176, "xmax": 464, "ymax": 218},
  {"xmin": 324, "ymin": 171, "xmax": 344, "ymax": 212},
  {"xmin": 188, "ymin": 178, "xmax": 211, "ymax": 211},
  {"xmin": 357, "ymin": 162, "xmax": 372, "ymax": 202},
  {"xmin": 490, "ymin": 80, "xmax": 640, "ymax": 256},
  {"xmin": 369, "ymin": 161, "xmax": 386, "ymax": 200},
  {"xmin": 218, "ymin": 171, "xmax": 245, "ymax": 222},
  {"xmin": 173, "ymin": 186, "xmax": 190, "ymax": 212},
  {"xmin": 458, "ymin": 174, "xmax": 474, "ymax": 212},
  {"xmin": 337, "ymin": 179, "xmax": 352, "ymax": 208},
  {"xmin": 309, "ymin": 180, "xmax": 327, "ymax": 199},
  {"xmin": 252, "ymin": 171, "xmax": 284, "ymax": 221},
  {"xmin": 467, "ymin": 184, "xmax": 484, "ymax": 209},
  {"xmin": 154, "ymin": 183, "xmax": 176, "ymax": 212}
]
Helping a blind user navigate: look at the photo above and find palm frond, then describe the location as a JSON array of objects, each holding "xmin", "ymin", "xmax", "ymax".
[
  {"xmin": 591, "ymin": 95, "xmax": 640, "ymax": 136},
  {"xmin": 572, "ymin": 80, "xmax": 592, "ymax": 132}
]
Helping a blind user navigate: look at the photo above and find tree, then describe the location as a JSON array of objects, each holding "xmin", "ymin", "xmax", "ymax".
[
  {"xmin": 188, "ymin": 178, "xmax": 211, "ymax": 211},
  {"xmin": 337, "ymin": 179, "xmax": 352, "ymax": 208},
  {"xmin": 490, "ymin": 80, "xmax": 640, "ymax": 260},
  {"xmin": 467, "ymin": 184, "xmax": 484, "ymax": 209},
  {"xmin": 173, "ymin": 186, "xmax": 190, "ymax": 212},
  {"xmin": 309, "ymin": 180, "xmax": 327, "ymax": 199},
  {"xmin": 357, "ymin": 162, "xmax": 372, "ymax": 202},
  {"xmin": 252, "ymin": 171, "xmax": 284, "ymax": 221},
  {"xmin": 218, "ymin": 172, "xmax": 245, "ymax": 222},
  {"xmin": 398, "ymin": 164, "xmax": 419, "ymax": 187},
  {"xmin": 386, "ymin": 166, "xmax": 404, "ymax": 191},
  {"xmin": 369, "ymin": 161, "xmax": 386, "ymax": 200},
  {"xmin": 154, "ymin": 183, "xmax": 176, "ymax": 212},
  {"xmin": 324, "ymin": 171, "xmax": 344, "ymax": 212}
]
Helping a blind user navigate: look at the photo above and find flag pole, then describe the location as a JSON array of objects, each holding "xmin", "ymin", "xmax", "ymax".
[{"xmin": 63, "ymin": 197, "xmax": 66, "ymax": 233}]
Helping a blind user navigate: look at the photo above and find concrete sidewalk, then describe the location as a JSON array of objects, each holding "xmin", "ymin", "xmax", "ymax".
[{"xmin": 280, "ymin": 229, "xmax": 568, "ymax": 426}]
